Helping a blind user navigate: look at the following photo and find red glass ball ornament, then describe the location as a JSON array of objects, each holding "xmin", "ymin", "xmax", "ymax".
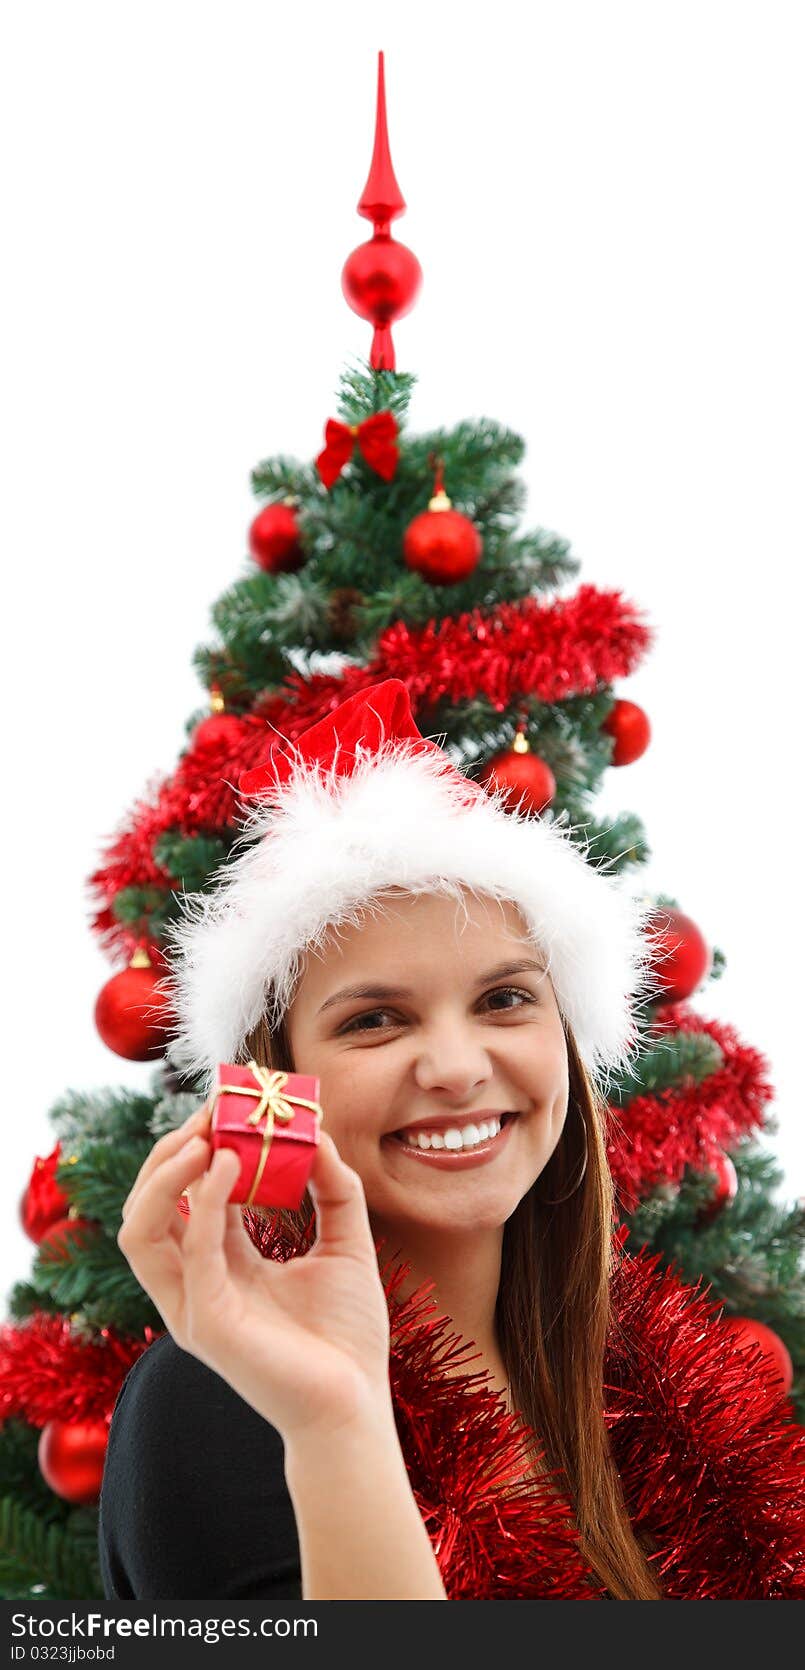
[
  {"xmin": 19, "ymin": 1143, "xmax": 70, "ymax": 1243},
  {"xmin": 645, "ymin": 906, "xmax": 712, "ymax": 1003},
  {"xmin": 192, "ymin": 712, "xmax": 247, "ymax": 751},
  {"xmin": 721, "ymin": 1317, "xmax": 794, "ymax": 1396},
  {"xmin": 248, "ymin": 503, "xmax": 305, "ymax": 574},
  {"xmin": 696, "ymin": 1150, "xmax": 739, "ymax": 1225},
  {"xmin": 480, "ymin": 744, "xmax": 556, "ymax": 816},
  {"xmin": 37, "ymin": 1214, "xmax": 94, "ymax": 1260},
  {"xmin": 94, "ymin": 954, "xmax": 173, "ymax": 1061},
  {"xmin": 403, "ymin": 503, "xmax": 482, "ymax": 586},
  {"xmin": 602, "ymin": 699, "xmax": 651, "ymax": 765},
  {"xmin": 38, "ymin": 1417, "xmax": 108, "ymax": 1506},
  {"xmin": 341, "ymin": 235, "xmax": 422, "ymax": 326}
]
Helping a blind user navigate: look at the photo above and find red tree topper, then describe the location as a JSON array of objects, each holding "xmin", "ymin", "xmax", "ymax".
[{"xmin": 341, "ymin": 52, "xmax": 422, "ymax": 370}]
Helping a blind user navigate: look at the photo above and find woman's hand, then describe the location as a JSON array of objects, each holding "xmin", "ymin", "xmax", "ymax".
[{"xmin": 117, "ymin": 1105, "xmax": 394, "ymax": 1445}]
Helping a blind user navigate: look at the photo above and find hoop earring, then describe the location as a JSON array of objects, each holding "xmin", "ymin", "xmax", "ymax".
[{"xmin": 535, "ymin": 1100, "xmax": 589, "ymax": 1205}]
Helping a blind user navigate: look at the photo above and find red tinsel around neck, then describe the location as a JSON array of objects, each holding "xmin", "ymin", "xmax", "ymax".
[
  {"xmin": 232, "ymin": 1211, "xmax": 805, "ymax": 1600},
  {"xmin": 605, "ymin": 1245, "xmax": 805, "ymax": 1599},
  {"xmin": 240, "ymin": 1208, "xmax": 602, "ymax": 1599}
]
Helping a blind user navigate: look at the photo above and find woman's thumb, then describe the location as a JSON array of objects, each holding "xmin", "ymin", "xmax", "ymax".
[{"xmin": 307, "ymin": 1130, "xmax": 372, "ymax": 1254}]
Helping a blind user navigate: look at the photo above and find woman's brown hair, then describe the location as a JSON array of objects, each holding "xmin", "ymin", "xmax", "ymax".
[{"xmin": 241, "ymin": 1000, "xmax": 663, "ymax": 1600}]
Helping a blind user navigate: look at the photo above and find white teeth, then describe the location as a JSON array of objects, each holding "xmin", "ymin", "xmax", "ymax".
[{"xmin": 400, "ymin": 1118, "xmax": 502, "ymax": 1151}]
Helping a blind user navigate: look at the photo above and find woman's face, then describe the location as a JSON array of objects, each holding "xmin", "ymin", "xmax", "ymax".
[{"xmin": 285, "ymin": 888, "xmax": 569, "ymax": 1237}]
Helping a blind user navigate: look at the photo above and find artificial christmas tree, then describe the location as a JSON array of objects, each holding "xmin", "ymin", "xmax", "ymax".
[{"xmin": 1, "ymin": 52, "xmax": 802, "ymax": 1601}]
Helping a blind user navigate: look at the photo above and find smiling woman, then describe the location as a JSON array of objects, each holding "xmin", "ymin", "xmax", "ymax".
[
  {"xmin": 236, "ymin": 884, "xmax": 661, "ymax": 1597},
  {"xmin": 99, "ymin": 679, "xmax": 803, "ymax": 1603}
]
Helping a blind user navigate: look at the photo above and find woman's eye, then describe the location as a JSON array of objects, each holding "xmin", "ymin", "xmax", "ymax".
[
  {"xmin": 341, "ymin": 1008, "xmax": 397, "ymax": 1034},
  {"xmin": 340, "ymin": 988, "xmax": 535, "ymax": 1034},
  {"xmin": 484, "ymin": 986, "xmax": 535, "ymax": 1012}
]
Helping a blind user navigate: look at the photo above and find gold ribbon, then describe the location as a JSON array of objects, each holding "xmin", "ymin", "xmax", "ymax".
[{"xmin": 210, "ymin": 1060, "xmax": 322, "ymax": 1207}]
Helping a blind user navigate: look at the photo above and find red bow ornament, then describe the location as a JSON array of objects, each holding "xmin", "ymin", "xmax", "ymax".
[{"xmin": 315, "ymin": 410, "xmax": 399, "ymax": 490}]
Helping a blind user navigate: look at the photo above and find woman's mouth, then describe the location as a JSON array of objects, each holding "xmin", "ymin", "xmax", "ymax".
[{"xmin": 383, "ymin": 1113, "xmax": 517, "ymax": 1170}]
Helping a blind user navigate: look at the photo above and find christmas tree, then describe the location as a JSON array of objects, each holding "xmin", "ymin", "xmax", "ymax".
[{"xmin": 1, "ymin": 52, "xmax": 802, "ymax": 1601}]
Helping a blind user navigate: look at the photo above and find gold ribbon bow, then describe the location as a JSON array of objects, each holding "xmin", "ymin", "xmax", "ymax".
[{"xmin": 210, "ymin": 1061, "xmax": 322, "ymax": 1207}]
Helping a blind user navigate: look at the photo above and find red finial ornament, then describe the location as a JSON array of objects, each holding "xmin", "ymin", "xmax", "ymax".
[{"xmin": 341, "ymin": 51, "xmax": 422, "ymax": 370}]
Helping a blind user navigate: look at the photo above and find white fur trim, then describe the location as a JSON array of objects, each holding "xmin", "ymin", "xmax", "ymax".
[{"xmin": 163, "ymin": 742, "xmax": 661, "ymax": 1093}]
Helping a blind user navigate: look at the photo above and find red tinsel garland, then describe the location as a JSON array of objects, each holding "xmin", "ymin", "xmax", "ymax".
[
  {"xmin": 607, "ymin": 1004, "xmax": 776, "ymax": 1208},
  {"xmin": 251, "ymin": 583, "xmax": 654, "ymax": 723},
  {"xmin": 0, "ymin": 1315, "xmax": 155, "ymax": 1427},
  {"xmin": 87, "ymin": 584, "xmax": 652, "ymax": 959},
  {"xmin": 374, "ymin": 583, "xmax": 654, "ymax": 709}
]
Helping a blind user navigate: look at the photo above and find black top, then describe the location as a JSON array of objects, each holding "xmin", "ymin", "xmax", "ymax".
[{"xmin": 98, "ymin": 1334, "xmax": 303, "ymax": 1601}]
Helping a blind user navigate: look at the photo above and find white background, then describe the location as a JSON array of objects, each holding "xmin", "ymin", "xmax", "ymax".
[{"xmin": 2, "ymin": 1, "xmax": 803, "ymax": 1291}]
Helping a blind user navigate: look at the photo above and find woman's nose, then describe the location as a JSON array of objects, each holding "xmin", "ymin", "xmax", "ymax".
[{"xmin": 412, "ymin": 1020, "xmax": 495, "ymax": 1097}]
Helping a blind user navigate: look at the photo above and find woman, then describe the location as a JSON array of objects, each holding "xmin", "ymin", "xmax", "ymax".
[{"xmin": 98, "ymin": 680, "xmax": 805, "ymax": 1601}]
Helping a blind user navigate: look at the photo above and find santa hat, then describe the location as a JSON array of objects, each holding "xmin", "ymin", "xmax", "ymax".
[{"xmin": 164, "ymin": 679, "xmax": 661, "ymax": 1091}]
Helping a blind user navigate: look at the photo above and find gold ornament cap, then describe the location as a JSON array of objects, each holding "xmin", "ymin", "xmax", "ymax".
[{"xmin": 427, "ymin": 458, "xmax": 452, "ymax": 513}]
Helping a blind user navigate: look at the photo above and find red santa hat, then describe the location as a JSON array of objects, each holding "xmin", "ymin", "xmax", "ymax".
[{"xmin": 164, "ymin": 679, "xmax": 661, "ymax": 1090}]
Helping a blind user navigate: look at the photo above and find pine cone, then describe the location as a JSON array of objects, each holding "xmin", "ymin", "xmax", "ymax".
[
  {"xmin": 206, "ymin": 652, "xmax": 252, "ymax": 708},
  {"xmin": 158, "ymin": 1060, "xmax": 202, "ymax": 1098},
  {"xmin": 327, "ymin": 587, "xmax": 365, "ymax": 642}
]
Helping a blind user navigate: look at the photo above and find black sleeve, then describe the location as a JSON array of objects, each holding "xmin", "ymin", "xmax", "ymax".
[{"xmin": 97, "ymin": 1333, "xmax": 302, "ymax": 1601}]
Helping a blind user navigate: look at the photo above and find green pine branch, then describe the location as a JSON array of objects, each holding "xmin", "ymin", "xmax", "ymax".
[
  {"xmin": 0, "ymin": 1421, "xmax": 67, "ymax": 1517},
  {"xmin": 608, "ymin": 1028, "xmax": 726, "ymax": 1108},
  {"xmin": 47, "ymin": 1086, "xmax": 161, "ymax": 1150},
  {"xmin": 333, "ymin": 360, "xmax": 418, "ymax": 425},
  {"xmin": 579, "ymin": 812, "xmax": 652, "ymax": 873},
  {"xmin": 6, "ymin": 1284, "xmax": 64, "ymax": 1325},
  {"xmin": 152, "ymin": 831, "xmax": 231, "ymax": 894},
  {"xmin": 111, "ymin": 884, "xmax": 179, "ymax": 933},
  {"xmin": 248, "ymin": 456, "xmax": 321, "ymax": 500},
  {"xmin": 0, "ymin": 1496, "xmax": 101, "ymax": 1601}
]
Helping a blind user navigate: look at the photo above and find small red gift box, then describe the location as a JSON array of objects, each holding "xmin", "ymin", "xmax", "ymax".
[{"xmin": 209, "ymin": 1060, "xmax": 322, "ymax": 1210}]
